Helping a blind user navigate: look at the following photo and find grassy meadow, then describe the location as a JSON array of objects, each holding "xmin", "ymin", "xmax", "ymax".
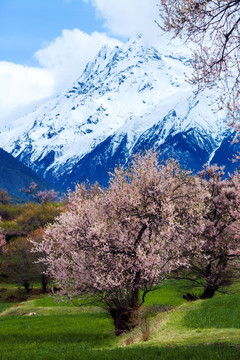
[{"xmin": 0, "ymin": 280, "xmax": 239, "ymax": 360}]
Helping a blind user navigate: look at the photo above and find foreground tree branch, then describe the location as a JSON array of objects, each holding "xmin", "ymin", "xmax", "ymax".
[{"xmin": 158, "ymin": 0, "xmax": 240, "ymax": 126}]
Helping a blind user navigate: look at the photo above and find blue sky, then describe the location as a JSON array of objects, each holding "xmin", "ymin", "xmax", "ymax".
[
  {"xmin": 0, "ymin": 0, "xmax": 161, "ymax": 127},
  {"xmin": 0, "ymin": 0, "xmax": 106, "ymax": 65}
]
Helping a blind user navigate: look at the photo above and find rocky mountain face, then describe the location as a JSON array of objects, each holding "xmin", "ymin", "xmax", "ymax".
[{"xmin": 0, "ymin": 34, "xmax": 236, "ymax": 189}]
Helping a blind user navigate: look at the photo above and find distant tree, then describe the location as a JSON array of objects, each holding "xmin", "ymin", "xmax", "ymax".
[
  {"xmin": 29, "ymin": 227, "xmax": 49, "ymax": 293},
  {"xmin": 158, "ymin": 0, "xmax": 240, "ymax": 125},
  {"xmin": 0, "ymin": 203, "xmax": 63, "ymax": 292},
  {"xmin": 0, "ymin": 203, "xmax": 22, "ymax": 221},
  {"xmin": 33, "ymin": 152, "xmax": 203, "ymax": 336},
  {"xmin": 180, "ymin": 165, "xmax": 240, "ymax": 299},
  {"xmin": 16, "ymin": 202, "xmax": 64, "ymax": 235},
  {"xmin": 1, "ymin": 237, "xmax": 38, "ymax": 292},
  {"xmin": 0, "ymin": 200, "xmax": 64, "ymax": 243},
  {"xmin": 0, "ymin": 189, "xmax": 10, "ymax": 205},
  {"xmin": 21, "ymin": 182, "xmax": 59, "ymax": 203},
  {"xmin": 2, "ymin": 230, "xmax": 51, "ymax": 294}
]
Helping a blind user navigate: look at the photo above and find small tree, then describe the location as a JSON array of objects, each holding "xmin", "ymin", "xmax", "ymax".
[
  {"xmin": 1, "ymin": 237, "xmax": 38, "ymax": 292},
  {"xmin": 0, "ymin": 229, "xmax": 51, "ymax": 294},
  {"xmin": 21, "ymin": 182, "xmax": 59, "ymax": 203},
  {"xmin": 0, "ymin": 189, "xmax": 10, "ymax": 205},
  {"xmin": 30, "ymin": 227, "xmax": 50, "ymax": 293},
  {"xmin": 34, "ymin": 152, "xmax": 202, "ymax": 336},
  {"xmin": 16, "ymin": 202, "xmax": 64, "ymax": 236},
  {"xmin": 181, "ymin": 165, "xmax": 240, "ymax": 299}
]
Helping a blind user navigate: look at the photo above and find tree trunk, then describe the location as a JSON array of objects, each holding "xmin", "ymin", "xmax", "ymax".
[
  {"xmin": 200, "ymin": 262, "xmax": 219, "ymax": 299},
  {"xmin": 200, "ymin": 285, "xmax": 216, "ymax": 299},
  {"xmin": 109, "ymin": 305, "xmax": 139, "ymax": 336},
  {"xmin": 109, "ymin": 289, "xmax": 140, "ymax": 336},
  {"xmin": 41, "ymin": 273, "xmax": 48, "ymax": 294},
  {"xmin": 22, "ymin": 279, "xmax": 30, "ymax": 293}
]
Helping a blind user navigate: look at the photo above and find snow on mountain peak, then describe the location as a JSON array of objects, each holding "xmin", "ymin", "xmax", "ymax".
[{"xmin": 0, "ymin": 34, "xmax": 231, "ymax": 188}]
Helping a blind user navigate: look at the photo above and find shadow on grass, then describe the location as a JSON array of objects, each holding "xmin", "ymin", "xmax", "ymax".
[
  {"xmin": 0, "ymin": 312, "xmax": 115, "ymax": 348},
  {"xmin": 1, "ymin": 344, "xmax": 240, "ymax": 360}
]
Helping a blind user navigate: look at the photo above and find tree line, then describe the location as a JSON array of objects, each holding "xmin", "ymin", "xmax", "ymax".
[{"xmin": 0, "ymin": 185, "xmax": 63, "ymax": 294}]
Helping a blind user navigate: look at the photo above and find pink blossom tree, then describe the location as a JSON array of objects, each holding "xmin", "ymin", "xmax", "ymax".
[
  {"xmin": 21, "ymin": 182, "xmax": 59, "ymax": 203},
  {"xmin": 33, "ymin": 152, "xmax": 202, "ymax": 335},
  {"xmin": 182, "ymin": 165, "xmax": 240, "ymax": 299}
]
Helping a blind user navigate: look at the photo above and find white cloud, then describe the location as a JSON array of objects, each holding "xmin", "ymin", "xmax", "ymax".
[
  {"xmin": 85, "ymin": 0, "xmax": 160, "ymax": 41},
  {"xmin": 35, "ymin": 29, "xmax": 122, "ymax": 91},
  {"xmin": 85, "ymin": 0, "xmax": 192, "ymax": 55},
  {"xmin": 0, "ymin": 29, "xmax": 122, "ymax": 128},
  {"xmin": 0, "ymin": 1, "xmax": 186, "ymax": 129},
  {"xmin": 0, "ymin": 62, "xmax": 54, "ymax": 129}
]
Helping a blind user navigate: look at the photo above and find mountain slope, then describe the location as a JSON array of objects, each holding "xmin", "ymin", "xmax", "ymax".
[
  {"xmin": 0, "ymin": 34, "xmax": 236, "ymax": 188},
  {"xmin": 0, "ymin": 147, "xmax": 55, "ymax": 200}
]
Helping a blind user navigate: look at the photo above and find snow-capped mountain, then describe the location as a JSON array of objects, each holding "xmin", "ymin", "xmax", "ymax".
[{"xmin": 0, "ymin": 34, "xmax": 235, "ymax": 189}]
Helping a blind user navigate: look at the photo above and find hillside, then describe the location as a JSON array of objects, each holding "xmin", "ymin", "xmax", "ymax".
[
  {"xmin": 0, "ymin": 280, "xmax": 239, "ymax": 359},
  {"xmin": 0, "ymin": 147, "xmax": 55, "ymax": 200}
]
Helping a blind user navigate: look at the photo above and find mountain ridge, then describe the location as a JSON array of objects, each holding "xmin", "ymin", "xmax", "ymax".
[{"xmin": 0, "ymin": 34, "xmax": 237, "ymax": 189}]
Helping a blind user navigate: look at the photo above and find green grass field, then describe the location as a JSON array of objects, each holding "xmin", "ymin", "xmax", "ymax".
[{"xmin": 0, "ymin": 280, "xmax": 239, "ymax": 360}]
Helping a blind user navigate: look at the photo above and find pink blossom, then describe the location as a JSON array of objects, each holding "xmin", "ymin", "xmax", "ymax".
[{"xmin": 33, "ymin": 151, "xmax": 203, "ymax": 335}]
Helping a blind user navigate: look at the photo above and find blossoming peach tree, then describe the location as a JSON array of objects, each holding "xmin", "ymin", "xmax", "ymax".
[
  {"xmin": 21, "ymin": 182, "xmax": 59, "ymax": 203},
  {"xmin": 188, "ymin": 165, "xmax": 240, "ymax": 299},
  {"xmin": 33, "ymin": 152, "xmax": 203, "ymax": 335}
]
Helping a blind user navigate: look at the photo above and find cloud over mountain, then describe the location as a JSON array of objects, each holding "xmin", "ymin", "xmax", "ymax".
[
  {"xmin": 34, "ymin": 29, "xmax": 122, "ymax": 92},
  {"xmin": 0, "ymin": 29, "xmax": 121, "ymax": 128},
  {"xmin": 0, "ymin": 62, "xmax": 54, "ymax": 128},
  {"xmin": 85, "ymin": 0, "xmax": 159, "ymax": 40}
]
